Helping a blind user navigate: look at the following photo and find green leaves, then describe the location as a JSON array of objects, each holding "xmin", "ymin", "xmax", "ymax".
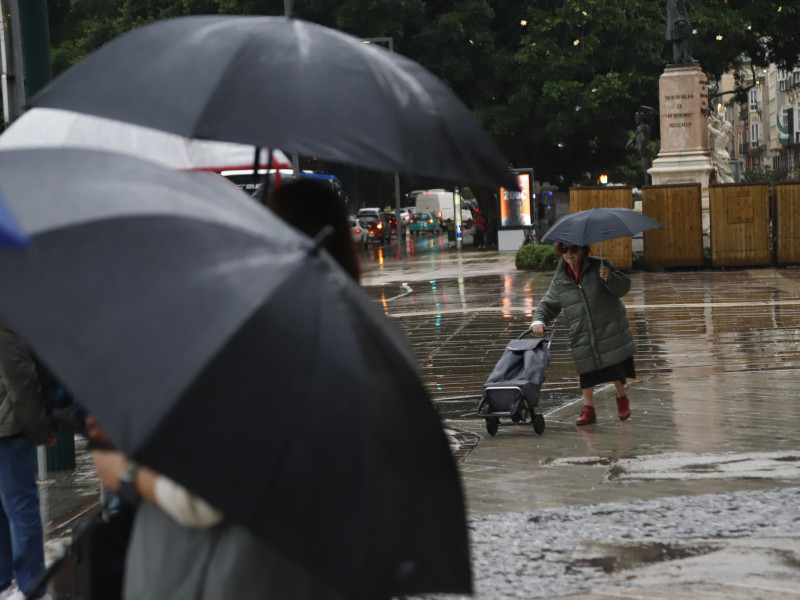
[{"xmin": 46, "ymin": 0, "xmax": 800, "ymax": 189}]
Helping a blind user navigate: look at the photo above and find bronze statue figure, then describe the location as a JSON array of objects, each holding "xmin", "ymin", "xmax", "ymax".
[
  {"xmin": 666, "ymin": 0, "xmax": 697, "ymax": 65},
  {"xmin": 627, "ymin": 107, "xmax": 655, "ymax": 185}
]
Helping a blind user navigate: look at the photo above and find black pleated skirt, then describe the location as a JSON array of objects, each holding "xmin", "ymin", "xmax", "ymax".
[{"xmin": 579, "ymin": 356, "xmax": 636, "ymax": 389}]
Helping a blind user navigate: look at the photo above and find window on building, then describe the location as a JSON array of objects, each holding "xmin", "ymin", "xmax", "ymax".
[
  {"xmin": 750, "ymin": 122, "xmax": 760, "ymax": 147},
  {"xmin": 749, "ymin": 88, "xmax": 759, "ymax": 111},
  {"xmin": 795, "ymin": 101, "xmax": 800, "ymax": 138},
  {"xmin": 773, "ymin": 156, "xmax": 781, "ymax": 169}
]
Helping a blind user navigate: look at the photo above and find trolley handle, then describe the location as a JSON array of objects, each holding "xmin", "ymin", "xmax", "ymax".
[{"xmin": 519, "ymin": 326, "xmax": 555, "ymax": 343}]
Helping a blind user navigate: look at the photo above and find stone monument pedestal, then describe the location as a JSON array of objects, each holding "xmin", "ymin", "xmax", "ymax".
[{"xmin": 648, "ymin": 64, "xmax": 713, "ymax": 232}]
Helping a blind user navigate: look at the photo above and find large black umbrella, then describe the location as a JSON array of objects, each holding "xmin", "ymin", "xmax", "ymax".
[
  {"xmin": 0, "ymin": 148, "xmax": 470, "ymax": 599},
  {"xmin": 29, "ymin": 15, "xmax": 516, "ymax": 190}
]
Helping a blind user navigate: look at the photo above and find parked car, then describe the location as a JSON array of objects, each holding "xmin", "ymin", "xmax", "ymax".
[
  {"xmin": 349, "ymin": 216, "xmax": 363, "ymax": 244},
  {"xmin": 381, "ymin": 212, "xmax": 398, "ymax": 238},
  {"xmin": 357, "ymin": 207, "xmax": 382, "ymax": 220},
  {"xmin": 359, "ymin": 214, "xmax": 391, "ymax": 246},
  {"xmin": 398, "ymin": 207, "xmax": 414, "ymax": 225},
  {"xmin": 408, "ymin": 211, "xmax": 441, "ymax": 234}
]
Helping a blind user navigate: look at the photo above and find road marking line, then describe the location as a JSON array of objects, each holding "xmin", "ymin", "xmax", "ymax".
[{"xmin": 385, "ymin": 282, "xmax": 413, "ymax": 302}]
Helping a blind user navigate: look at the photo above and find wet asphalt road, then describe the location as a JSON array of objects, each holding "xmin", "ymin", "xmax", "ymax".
[{"xmin": 360, "ymin": 234, "xmax": 800, "ymax": 599}]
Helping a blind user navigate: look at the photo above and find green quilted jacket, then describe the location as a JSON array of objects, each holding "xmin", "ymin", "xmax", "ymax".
[{"xmin": 532, "ymin": 256, "xmax": 635, "ymax": 375}]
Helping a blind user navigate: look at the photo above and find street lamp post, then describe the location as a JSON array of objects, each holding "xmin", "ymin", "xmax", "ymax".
[{"xmin": 363, "ymin": 37, "xmax": 404, "ymax": 246}]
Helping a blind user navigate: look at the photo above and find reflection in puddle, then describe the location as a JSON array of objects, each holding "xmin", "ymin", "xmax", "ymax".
[{"xmin": 571, "ymin": 540, "xmax": 720, "ymax": 573}]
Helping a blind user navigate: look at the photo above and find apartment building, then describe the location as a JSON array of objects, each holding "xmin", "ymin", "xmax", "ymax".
[{"xmin": 715, "ymin": 60, "xmax": 800, "ymax": 179}]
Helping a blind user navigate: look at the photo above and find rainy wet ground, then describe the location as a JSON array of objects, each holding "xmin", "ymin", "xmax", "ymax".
[
  {"xmin": 40, "ymin": 237, "xmax": 800, "ymax": 598},
  {"xmin": 360, "ymin": 239, "xmax": 800, "ymax": 598}
]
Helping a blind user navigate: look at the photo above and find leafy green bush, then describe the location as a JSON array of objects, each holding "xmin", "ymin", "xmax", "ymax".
[
  {"xmin": 632, "ymin": 251, "xmax": 645, "ymax": 270},
  {"xmin": 515, "ymin": 244, "xmax": 559, "ymax": 270},
  {"xmin": 742, "ymin": 166, "xmax": 792, "ymax": 182}
]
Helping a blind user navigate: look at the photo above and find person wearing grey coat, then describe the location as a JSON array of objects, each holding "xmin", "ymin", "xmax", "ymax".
[{"xmin": 531, "ymin": 243, "xmax": 636, "ymax": 425}]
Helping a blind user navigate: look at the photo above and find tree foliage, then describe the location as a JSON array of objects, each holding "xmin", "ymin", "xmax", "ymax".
[{"xmin": 43, "ymin": 0, "xmax": 800, "ymax": 199}]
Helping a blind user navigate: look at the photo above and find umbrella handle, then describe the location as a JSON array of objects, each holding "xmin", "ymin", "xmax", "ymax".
[{"xmin": 599, "ymin": 240, "xmax": 607, "ymax": 281}]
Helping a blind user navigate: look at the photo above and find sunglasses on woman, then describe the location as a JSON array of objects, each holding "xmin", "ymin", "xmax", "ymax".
[{"xmin": 563, "ymin": 245, "xmax": 582, "ymax": 253}]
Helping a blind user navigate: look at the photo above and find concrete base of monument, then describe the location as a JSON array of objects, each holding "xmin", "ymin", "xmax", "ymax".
[{"xmin": 649, "ymin": 150, "xmax": 714, "ymax": 233}]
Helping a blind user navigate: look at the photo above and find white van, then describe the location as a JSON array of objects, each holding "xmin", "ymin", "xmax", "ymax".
[{"xmin": 411, "ymin": 189, "xmax": 472, "ymax": 227}]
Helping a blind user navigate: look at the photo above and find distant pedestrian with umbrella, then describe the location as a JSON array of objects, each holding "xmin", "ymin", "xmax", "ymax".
[
  {"xmin": 530, "ymin": 243, "xmax": 636, "ymax": 425},
  {"xmin": 532, "ymin": 207, "xmax": 663, "ymax": 425}
]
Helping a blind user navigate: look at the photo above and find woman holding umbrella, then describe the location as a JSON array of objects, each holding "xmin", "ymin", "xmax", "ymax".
[{"xmin": 530, "ymin": 242, "xmax": 636, "ymax": 425}]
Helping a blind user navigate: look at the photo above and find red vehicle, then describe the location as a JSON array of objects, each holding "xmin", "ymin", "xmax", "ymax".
[{"xmin": 359, "ymin": 215, "xmax": 391, "ymax": 246}]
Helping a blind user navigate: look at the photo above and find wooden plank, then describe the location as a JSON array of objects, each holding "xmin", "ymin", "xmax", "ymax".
[
  {"xmin": 775, "ymin": 183, "xmax": 800, "ymax": 266},
  {"xmin": 709, "ymin": 183, "xmax": 770, "ymax": 267},
  {"xmin": 642, "ymin": 184, "xmax": 703, "ymax": 268},
  {"xmin": 568, "ymin": 186, "xmax": 633, "ymax": 269}
]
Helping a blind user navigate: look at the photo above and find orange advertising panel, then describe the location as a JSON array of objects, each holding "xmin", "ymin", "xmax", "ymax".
[{"xmin": 499, "ymin": 170, "xmax": 533, "ymax": 228}]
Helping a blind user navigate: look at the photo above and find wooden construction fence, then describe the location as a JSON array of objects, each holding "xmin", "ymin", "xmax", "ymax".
[
  {"xmin": 569, "ymin": 182, "xmax": 800, "ymax": 269},
  {"xmin": 641, "ymin": 184, "xmax": 704, "ymax": 268},
  {"xmin": 709, "ymin": 183, "xmax": 770, "ymax": 267},
  {"xmin": 569, "ymin": 186, "xmax": 633, "ymax": 269},
  {"xmin": 774, "ymin": 182, "xmax": 800, "ymax": 266}
]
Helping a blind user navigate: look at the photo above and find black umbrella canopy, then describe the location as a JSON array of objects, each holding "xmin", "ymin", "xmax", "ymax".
[
  {"xmin": 29, "ymin": 15, "xmax": 516, "ymax": 190},
  {"xmin": 540, "ymin": 207, "xmax": 664, "ymax": 246},
  {"xmin": 0, "ymin": 148, "xmax": 470, "ymax": 598}
]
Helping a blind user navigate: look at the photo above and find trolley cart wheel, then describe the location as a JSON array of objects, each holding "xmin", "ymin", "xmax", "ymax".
[
  {"xmin": 486, "ymin": 418, "xmax": 499, "ymax": 436},
  {"xmin": 533, "ymin": 413, "xmax": 545, "ymax": 435}
]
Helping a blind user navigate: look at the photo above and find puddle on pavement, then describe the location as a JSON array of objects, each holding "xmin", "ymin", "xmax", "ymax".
[{"xmin": 570, "ymin": 540, "xmax": 720, "ymax": 573}]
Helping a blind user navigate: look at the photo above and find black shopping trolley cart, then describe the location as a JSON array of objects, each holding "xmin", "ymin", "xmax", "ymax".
[{"xmin": 476, "ymin": 327, "xmax": 554, "ymax": 436}]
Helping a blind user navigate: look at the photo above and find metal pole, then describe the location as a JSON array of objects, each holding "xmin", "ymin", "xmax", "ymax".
[
  {"xmin": 0, "ymin": 0, "xmax": 25, "ymax": 127},
  {"xmin": 36, "ymin": 446, "xmax": 47, "ymax": 481},
  {"xmin": 18, "ymin": 0, "xmax": 50, "ymax": 97},
  {"xmin": 363, "ymin": 36, "xmax": 403, "ymax": 247},
  {"xmin": 454, "ymin": 187, "xmax": 463, "ymax": 249},
  {"xmin": 386, "ymin": 39, "xmax": 405, "ymax": 248}
]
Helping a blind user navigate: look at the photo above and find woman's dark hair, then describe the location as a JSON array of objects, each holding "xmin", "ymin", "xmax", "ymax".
[
  {"xmin": 553, "ymin": 242, "xmax": 590, "ymax": 257},
  {"xmin": 266, "ymin": 179, "xmax": 360, "ymax": 282}
]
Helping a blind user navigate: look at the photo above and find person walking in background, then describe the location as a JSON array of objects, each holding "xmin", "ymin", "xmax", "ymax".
[
  {"xmin": 0, "ymin": 320, "xmax": 55, "ymax": 600},
  {"xmin": 530, "ymin": 243, "xmax": 636, "ymax": 426},
  {"xmin": 473, "ymin": 210, "xmax": 486, "ymax": 248}
]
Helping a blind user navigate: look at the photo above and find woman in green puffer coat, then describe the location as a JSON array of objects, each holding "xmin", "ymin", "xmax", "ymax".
[{"xmin": 531, "ymin": 242, "xmax": 636, "ymax": 425}]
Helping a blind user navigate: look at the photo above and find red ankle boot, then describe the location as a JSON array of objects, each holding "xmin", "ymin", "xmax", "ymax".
[
  {"xmin": 616, "ymin": 396, "xmax": 631, "ymax": 420},
  {"xmin": 576, "ymin": 405, "xmax": 596, "ymax": 426}
]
